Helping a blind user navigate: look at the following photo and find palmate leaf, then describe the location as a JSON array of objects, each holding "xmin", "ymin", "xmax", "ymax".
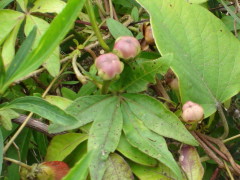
[
  {"xmin": 121, "ymin": 102, "xmax": 182, "ymax": 179},
  {"xmin": 88, "ymin": 96, "xmax": 122, "ymax": 180},
  {"xmin": 117, "ymin": 134, "xmax": 158, "ymax": 167},
  {"xmin": 123, "ymin": 94, "xmax": 198, "ymax": 145},
  {"xmin": 2, "ymin": 0, "xmax": 87, "ymax": 91},
  {"xmin": 136, "ymin": 0, "xmax": 240, "ymax": 117},
  {"xmin": 0, "ymin": 10, "xmax": 24, "ymax": 45}
]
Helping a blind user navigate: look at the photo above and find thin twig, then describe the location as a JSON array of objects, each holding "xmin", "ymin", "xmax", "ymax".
[
  {"xmin": 223, "ymin": 134, "xmax": 240, "ymax": 143},
  {"xmin": 12, "ymin": 115, "xmax": 66, "ymax": 137},
  {"xmin": 4, "ymin": 157, "xmax": 32, "ymax": 170},
  {"xmin": 224, "ymin": 160, "xmax": 235, "ymax": 180}
]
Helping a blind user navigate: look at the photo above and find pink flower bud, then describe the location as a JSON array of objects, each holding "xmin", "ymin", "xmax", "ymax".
[
  {"xmin": 181, "ymin": 101, "xmax": 204, "ymax": 123},
  {"xmin": 95, "ymin": 53, "xmax": 124, "ymax": 80},
  {"xmin": 113, "ymin": 36, "xmax": 141, "ymax": 60},
  {"xmin": 169, "ymin": 78, "xmax": 179, "ymax": 90}
]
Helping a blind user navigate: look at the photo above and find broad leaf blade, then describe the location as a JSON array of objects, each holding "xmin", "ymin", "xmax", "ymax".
[
  {"xmin": 136, "ymin": 0, "xmax": 240, "ymax": 117},
  {"xmin": 88, "ymin": 96, "xmax": 122, "ymax": 180},
  {"xmin": 117, "ymin": 134, "xmax": 157, "ymax": 167},
  {"xmin": 123, "ymin": 93, "xmax": 198, "ymax": 145},
  {"xmin": 5, "ymin": 0, "xmax": 87, "ymax": 84},
  {"xmin": 103, "ymin": 153, "xmax": 134, "ymax": 180},
  {"xmin": 4, "ymin": 96, "xmax": 78, "ymax": 128},
  {"xmin": 121, "ymin": 102, "xmax": 182, "ymax": 179},
  {"xmin": 45, "ymin": 133, "xmax": 88, "ymax": 161}
]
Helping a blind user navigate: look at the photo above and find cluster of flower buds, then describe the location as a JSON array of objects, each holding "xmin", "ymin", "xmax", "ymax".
[
  {"xmin": 95, "ymin": 36, "xmax": 141, "ymax": 80},
  {"xmin": 181, "ymin": 101, "xmax": 204, "ymax": 124}
]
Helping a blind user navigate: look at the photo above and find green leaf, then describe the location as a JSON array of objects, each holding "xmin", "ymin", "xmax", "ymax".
[
  {"xmin": 77, "ymin": 81, "xmax": 98, "ymax": 96},
  {"xmin": 88, "ymin": 96, "xmax": 122, "ymax": 180},
  {"xmin": 0, "ymin": 55, "xmax": 5, "ymax": 87},
  {"xmin": 187, "ymin": 0, "xmax": 208, "ymax": 3},
  {"xmin": 136, "ymin": 0, "xmax": 240, "ymax": 117},
  {"xmin": 222, "ymin": 15, "xmax": 240, "ymax": 31},
  {"xmin": 63, "ymin": 151, "xmax": 93, "ymax": 180},
  {"xmin": 123, "ymin": 93, "xmax": 198, "ymax": 145},
  {"xmin": 24, "ymin": 15, "xmax": 60, "ymax": 77},
  {"xmin": 61, "ymin": 87, "xmax": 78, "ymax": 100},
  {"xmin": 0, "ymin": 129, "xmax": 3, "ymax": 174},
  {"xmin": 16, "ymin": 0, "xmax": 28, "ymax": 12},
  {"xmin": 103, "ymin": 153, "xmax": 134, "ymax": 180},
  {"xmin": 111, "ymin": 55, "xmax": 170, "ymax": 93},
  {"xmin": 121, "ymin": 102, "xmax": 182, "ymax": 179},
  {"xmin": 0, "ymin": 10, "xmax": 24, "ymax": 45},
  {"xmin": 4, "ymin": 0, "xmax": 87, "ymax": 86},
  {"xmin": 0, "ymin": 0, "xmax": 14, "ymax": 9},
  {"xmin": 179, "ymin": 145, "xmax": 204, "ymax": 180},
  {"xmin": 45, "ymin": 133, "xmax": 88, "ymax": 161},
  {"xmin": 0, "ymin": 108, "xmax": 19, "ymax": 130},
  {"xmin": 63, "ymin": 95, "xmax": 112, "ymax": 129},
  {"xmin": 4, "ymin": 96, "xmax": 78, "ymax": 131},
  {"xmin": 220, "ymin": 0, "xmax": 240, "ymax": 25},
  {"xmin": 131, "ymin": 7, "xmax": 139, "ymax": 22},
  {"xmin": 5, "ymin": 27, "xmax": 37, "ymax": 87},
  {"xmin": 45, "ymin": 95, "xmax": 73, "ymax": 110},
  {"xmin": 106, "ymin": 18, "xmax": 133, "ymax": 39},
  {"xmin": 31, "ymin": 0, "xmax": 66, "ymax": 14},
  {"xmin": 2, "ymin": 20, "xmax": 22, "ymax": 67},
  {"xmin": 129, "ymin": 161, "xmax": 181, "ymax": 180},
  {"xmin": 117, "ymin": 134, "xmax": 157, "ymax": 167}
]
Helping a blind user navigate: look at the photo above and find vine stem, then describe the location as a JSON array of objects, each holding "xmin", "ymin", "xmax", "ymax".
[
  {"xmin": 4, "ymin": 157, "xmax": 32, "ymax": 170},
  {"xmin": 216, "ymin": 102, "xmax": 229, "ymax": 140},
  {"xmin": 223, "ymin": 134, "xmax": 240, "ymax": 143},
  {"xmin": 85, "ymin": 0, "xmax": 110, "ymax": 52},
  {"xmin": 3, "ymin": 62, "xmax": 70, "ymax": 154}
]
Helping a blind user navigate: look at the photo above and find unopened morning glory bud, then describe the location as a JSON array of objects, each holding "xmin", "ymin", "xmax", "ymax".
[
  {"xmin": 144, "ymin": 25, "xmax": 155, "ymax": 45},
  {"xmin": 95, "ymin": 53, "xmax": 124, "ymax": 80},
  {"xmin": 181, "ymin": 101, "xmax": 204, "ymax": 124},
  {"xmin": 113, "ymin": 36, "xmax": 141, "ymax": 60}
]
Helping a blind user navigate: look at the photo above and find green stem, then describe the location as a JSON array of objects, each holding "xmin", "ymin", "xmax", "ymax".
[
  {"xmin": 85, "ymin": 0, "xmax": 110, "ymax": 52},
  {"xmin": 101, "ymin": 80, "xmax": 111, "ymax": 94},
  {"xmin": 217, "ymin": 102, "xmax": 229, "ymax": 140}
]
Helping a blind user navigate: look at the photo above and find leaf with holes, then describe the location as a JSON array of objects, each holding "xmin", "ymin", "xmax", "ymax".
[{"xmin": 136, "ymin": 0, "xmax": 240, "ymax": 117}]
